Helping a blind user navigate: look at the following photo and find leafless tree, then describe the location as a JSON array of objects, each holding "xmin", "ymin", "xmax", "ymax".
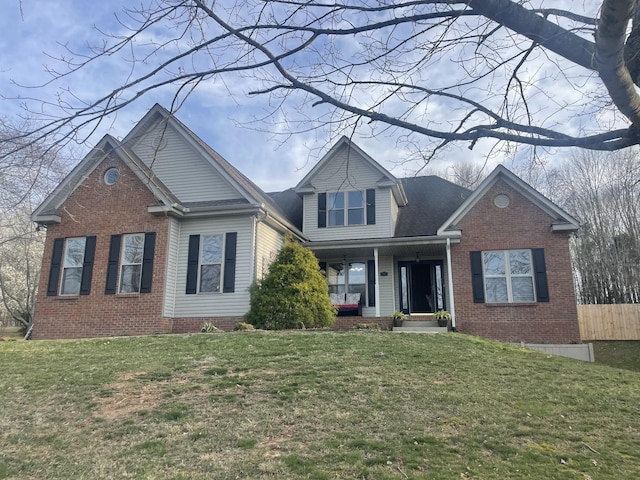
[
  {"xmin": 557, "ymin": 149, "xmax": 640, "ymax": 304},
  {"xmin": 0, "ymin": 120, "xmax": 68, "ymax": 330},
  {"xmin": 4, "ymin": 0, "xmax": 640, "ymax": 165}
]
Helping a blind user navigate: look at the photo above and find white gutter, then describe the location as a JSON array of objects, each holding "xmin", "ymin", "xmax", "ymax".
[
  {"xmin": 446, "ymin": 237, "xmax": 456, "ymax": 330},
  {"xmin": 374, "ymin": 247, "xmax": 380, "ymax": 317}
]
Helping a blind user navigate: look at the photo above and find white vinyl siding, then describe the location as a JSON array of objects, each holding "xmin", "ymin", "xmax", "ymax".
[
  {"xmin": 163, "ymin": 218, "xmax": 180, "ymax": 316},
  {"xmin": 302, "ymin": 145, "xmax": 395, "ymax": 240},
  {"xmin": 255, "ymin": 221, "xmax": 285, "ymax": 280},
  {"xmin": 130, "ymin": 123, "xmax": 244, "ymax": 203},
  {"xmin": 376, "ymin": 256, "xmax": 395, "ymax": 316},
  {"xmin": 173, "ymin": 216, "xmax": 253, "ymax": 317}
]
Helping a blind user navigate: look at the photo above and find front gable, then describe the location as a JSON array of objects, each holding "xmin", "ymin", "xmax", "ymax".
[
  {"xmin": 31, "ymin": 136, "xmax": 177, "ymax": 225},
  {"xmin": 437, "ymin": 165, "xmax": 579, "ymax": 236},
  {"xmin": 295, "ymin": 137, "xmax": 407, "ymax": 240},
  {"xmin": 128, "ymin": 120, "xmax": 243, "ymax": 204}
]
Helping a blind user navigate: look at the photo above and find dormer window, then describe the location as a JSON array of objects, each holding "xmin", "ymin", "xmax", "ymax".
[{"xmin": 327, "ymin": 191, "xmax": 365, "ymax": 226}]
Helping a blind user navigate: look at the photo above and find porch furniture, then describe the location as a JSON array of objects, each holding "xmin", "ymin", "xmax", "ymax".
[{"xmin": 330, "ymin": 293, "xmax": 362, "ymax": 316}]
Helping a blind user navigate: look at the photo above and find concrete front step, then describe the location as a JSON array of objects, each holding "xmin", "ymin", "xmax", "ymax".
[
  {"xmin": 392, "ymin": 326, "xmax": 448, "ymax": 333},
  {"xmin": 398, "ymin": 320, "xmax": 440, "ymax": 328}
]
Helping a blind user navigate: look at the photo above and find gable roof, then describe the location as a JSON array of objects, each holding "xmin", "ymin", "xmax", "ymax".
[
  {"xmin": 294, "ymin": 136, "xmax": 408, "ymax": 206},
  {"xmin": 437, "ymin": 164, "xmax": 580, "ymax": 235},
  {"xmin": 32, "ymin": 104, "xmax": 303, "ymax": 237},
  {"xmin": 31, "ymin": 134, "xmax": 178, "ymax": 224}
]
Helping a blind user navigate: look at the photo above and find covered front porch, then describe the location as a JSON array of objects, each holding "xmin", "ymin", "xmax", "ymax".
[{"xmin": 307, "ymin": 236, "xmax": 459, "ymax": 327}]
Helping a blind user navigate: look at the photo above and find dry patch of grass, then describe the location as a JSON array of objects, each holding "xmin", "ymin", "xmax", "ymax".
[{"xmin": 1, "ymin": 332, "xmax": 639, "ymax": 479}]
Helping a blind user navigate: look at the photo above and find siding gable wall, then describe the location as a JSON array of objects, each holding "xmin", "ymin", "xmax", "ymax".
[
  {"xmin": 302, "ymin": 145, "xmax": 395, "ymax": 240},
  {"xmin": 130, "ymin": 123, "xmax": 244, "ymax": 203}
]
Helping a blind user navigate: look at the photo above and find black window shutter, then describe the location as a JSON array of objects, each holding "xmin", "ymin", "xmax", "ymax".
[
  {"xmin": 318, "ymin": 193, "xmax": 327, "ymax": 228},
  {"xmin": 47, "ymin": 238, "xmax": 64, "ymax": 296},
  {"xmin": 223, "ymin": 232, "xmax": 237, "ymax": 293},
  {"xmin": 319, "ymin": 261, "xmax": 327, "ymax": 277},
  {"xmin": 366, "ymin": 189, "xmax": 376, "ymax": 225},
  {"xmin": 140, "ymin": 232, "xmax": 156, "ymax": 294},
  {"xmin": 367, "ymin": 259, "xmax": 376, "ymax": 307},
  {"xmin": 186, "ymin": 235, "xmax": 200, "ymax": 294},
  {"xmin": 470, "ymin": 251, "xmax": 485, "ymax": 303},
  {"xmin": 532, "ymin": 248, "xmax": 550, "ymax": 302},
  {"xmin": 105, "ymin": 235, "xmax": 121, "ymax": 295},
  {"xmin": 79, "ymin": 236, "xmax": 96, "ymax": 295}
]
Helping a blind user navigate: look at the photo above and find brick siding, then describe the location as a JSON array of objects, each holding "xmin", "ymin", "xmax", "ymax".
[
  {"xmin": 450, "ymin": 179, "xmax": 581, "ymax": 343},
  {"xmin": 32, "ymin": 155, "xmax": 171, "ymax": 339}
]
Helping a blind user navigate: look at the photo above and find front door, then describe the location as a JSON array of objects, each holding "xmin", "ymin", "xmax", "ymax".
[{"xmin": 398, "ymin": 261, "xmax": 445, "ymax": 314}]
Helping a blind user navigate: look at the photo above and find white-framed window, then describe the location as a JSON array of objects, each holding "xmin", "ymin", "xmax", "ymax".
[
  {"xmin": 326, "ymin": 261, "xmax": 366, "ymax": 304},
  {"xmin": 328, "ymin": 191, "xmax": 365, "ymax": 226},
  {"xmin": 199, "ymin": 234, "xmax": 223, "ymax": 293},
  {"xmin": 119, "ymin": 233, "xmax": 145, "ymax": 293},
  {"xmin": 483, "ymin": 249, "xmax": 535, "ymax": 303},
  {"xmin": 60, "ymin": 237, "xmax": 86, "ymax": 295}
]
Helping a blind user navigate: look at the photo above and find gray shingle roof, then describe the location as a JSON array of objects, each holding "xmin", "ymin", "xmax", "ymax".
[{"xmin": 268, "ymin": 176, "xmax": 472, "ymax": 237}]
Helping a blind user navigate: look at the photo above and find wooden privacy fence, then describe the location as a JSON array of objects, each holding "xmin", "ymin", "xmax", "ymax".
[{"xmin": 577, "ymin": 304, "xmax": 640, "ymax": 340}]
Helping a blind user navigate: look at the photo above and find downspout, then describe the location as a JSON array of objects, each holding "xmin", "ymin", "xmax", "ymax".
[
  {"xmin": 446, "ymin": 238, "xmax": 456, "ymax": 331},
  {"xmin": 374, "ymin": 247, "xmax": 380, "ymax": 317}
]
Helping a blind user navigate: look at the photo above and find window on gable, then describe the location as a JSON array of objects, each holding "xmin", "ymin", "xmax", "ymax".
[
  {"xmin": 328, "ymin": 192, "xmax": 345, "ymax": 226},
  {"xmin": 119, "ymin": 233, "xmax": 145, "ymax": 293},
  {"xmin": 60, "ymin": 237, "xmax": 87, "ymax": 295},
  {"xmin": 327, "ymin": 191, "xmax": 365, "ymax": 226},
  {"xmin": 483, "ymin": 249, "xmax": 535, "ymax": 303},
  {"xmin": 200, "ymin": 234, "xmax": 223, "ymax": 293},
  {"xmin": 348, "ymin": 191, "xmax": 364, "ymax": 225}
]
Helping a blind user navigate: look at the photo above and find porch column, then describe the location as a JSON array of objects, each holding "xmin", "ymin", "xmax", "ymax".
[
  {"xmin": 446, "ymin": 238, "xmax": 456, "ymax": 329},
  {"xmin": 374, "ymin": 247, "xmax": 380, "ymax": 317}
]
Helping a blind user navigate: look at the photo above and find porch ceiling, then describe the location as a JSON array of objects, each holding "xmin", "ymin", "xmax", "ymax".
[{"xmin": 306, "ymin": 236, "xmax": 455, "ymax": 260}]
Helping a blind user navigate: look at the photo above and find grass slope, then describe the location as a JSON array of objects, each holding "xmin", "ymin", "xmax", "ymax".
[{"xmin": 1, "ymin": 332, "xmax": 638, "ymax": 479}]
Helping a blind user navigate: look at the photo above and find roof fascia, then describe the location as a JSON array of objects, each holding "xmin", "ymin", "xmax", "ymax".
[
  {"xmin": 294, "ymin": 137, "xmax": 402, "ymax": 197},
  {"xmin": 436, "ymin": 165, "xmax": 580, "ymax": 235},
  {"xmin": 31, "ymin": 136, "xmax": 115, "ymax": 223}
]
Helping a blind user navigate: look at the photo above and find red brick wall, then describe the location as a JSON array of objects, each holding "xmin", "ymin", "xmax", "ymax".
[
  {"xmin": 450, "ymin": 179, "xmax": 580, "ymax": 343},
  {"xmin": 32, "ymin": 155, "xmax": 172, "ymax": 339}
]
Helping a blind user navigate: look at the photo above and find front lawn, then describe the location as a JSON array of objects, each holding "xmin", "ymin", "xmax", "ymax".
[{"xmin": 1, "ymin": 332, "xmax": 638, "ymax": 479}]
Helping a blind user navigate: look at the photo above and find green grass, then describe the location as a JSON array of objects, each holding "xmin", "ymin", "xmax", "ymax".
[
  {"xmin": 1, "ymin": 332, "xmax": 639, "ymax": 479},
  {"xmin": 592, "ymin": 340, "xmax": 640, "ymax": 372}
]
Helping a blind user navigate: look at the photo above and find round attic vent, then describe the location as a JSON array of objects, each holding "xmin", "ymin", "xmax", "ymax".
[
  {"xmin": 494, "ymin": 194, "xmax": 510, "ymax": 208},
  {"xmin": 151, "ymin": 133, "xmax": 167, "ymax": 150},
  {"xmin": 104, "ymin": 167, "xmax": 120, "ymax": 186}
]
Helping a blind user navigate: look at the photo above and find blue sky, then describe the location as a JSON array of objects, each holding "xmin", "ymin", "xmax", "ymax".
[{"xmin": 0, "ymin": 1, "xmax": 612, "ymax": 192}]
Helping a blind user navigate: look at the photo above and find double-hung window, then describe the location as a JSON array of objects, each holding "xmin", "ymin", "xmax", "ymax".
[
  {"xmin": 47, "ymin": 236, "xmax": 96, "ymax": 297},
  {"xmin": 119, "ymin": 233, "xmax": 145, "ymax": 293},
  {"xmin": 328, "ymin": 192, "xmax": 345, "ymax": 226},
  {"xmin": 60, "ymin": 237, "xmax": 87, "ymax": 295},
  {"xmin": 200, "ymin": 234, "xmax": 223, "ymax": 293},
  {"xmin": 482, "ymin": 250, "xmax": 535, "ymax": 303},
  {"xmin": 105, "ymin": 232, "xmax": 156, "ymax": 295},
  {"xmin": 328, "ymin": 191, "xmax": 365, "ymax": 226},
  {"xmin": 318, "ymin": 190, "xmax": 375, "ymax": 228},
  {"xmin": 186, "ymin": 232, "xmax": 237, "ymax": 295}
]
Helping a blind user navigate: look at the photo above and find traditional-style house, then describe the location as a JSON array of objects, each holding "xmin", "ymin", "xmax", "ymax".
[{"xmin": 31, "ymin": 105, "xmax": 581, "ymax": 342}]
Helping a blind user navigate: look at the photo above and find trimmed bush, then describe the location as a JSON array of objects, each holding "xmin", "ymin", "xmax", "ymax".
[
  {"xmin": 201, "ymin": 322, "xmax": 222, "ymax": 333},
  {"xmin": 245, "ymin": 236, "xmax": 336, "ymax": 330},
  {"xmin": 234, "ymin": 322, "xmax": 256, "ymax": 331},
  {"xmin": 354, "ymin": 323, "xmax": 381, "ymax": 331}
]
